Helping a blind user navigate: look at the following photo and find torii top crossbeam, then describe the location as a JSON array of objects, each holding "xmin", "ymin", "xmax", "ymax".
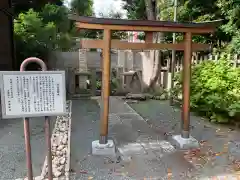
[
  {"xmin": 70, "ymin": 15, "xmax": 220, "ymax": 33},
  {"xmin": 69, "ymin": 15, "xmax": 220, "ymax": 51},
  {"xmin": 69, "ymin": 14, "xmax": 220, "ymax": 144}
]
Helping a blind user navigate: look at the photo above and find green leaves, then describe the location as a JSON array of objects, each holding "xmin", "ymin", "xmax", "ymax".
[
  {"xmin": 173, "ymin": 55, "xmax": 240, "ymax": 123},
  {"xmin": 14, "ymin": 3, "xmax": 73, "ymax": 65},
  {"xmin": 70, "ymin": 0, "xmax": 93, "ymax": 16},
  {"xmin": 122, "ymin": 0, "xmax": 147, "ymax": 20}
]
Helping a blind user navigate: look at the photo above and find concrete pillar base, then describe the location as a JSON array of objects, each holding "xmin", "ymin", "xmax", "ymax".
[
  {"xmin": 172, "ymin": 135, "xmax": 199, "ymax": 149},
  {"xmin": 91, "ymin": 140, "xmax": 116, "ymax": 156}
]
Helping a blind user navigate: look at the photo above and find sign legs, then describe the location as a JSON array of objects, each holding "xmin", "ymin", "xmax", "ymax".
[
  {"xmin": 23, "ymin": 118, "xmax": 33, "ymax": 180},
  {"xmin": 45, "ymin": 116, "xmax": 53, "ymax": 179}
]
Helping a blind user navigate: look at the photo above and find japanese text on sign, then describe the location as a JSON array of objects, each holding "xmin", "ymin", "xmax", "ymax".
[{"xmin": 0, "ymin": 72, "xmax": 66, "ymax": 118}]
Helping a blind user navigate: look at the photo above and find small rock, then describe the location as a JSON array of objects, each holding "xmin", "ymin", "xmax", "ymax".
[
  {"xmin": 52, "ymin": 142, "xmax": 58, "ymax": 147},
  {"xmin": 125, "ymin": 93, "xmax": 147, "ymax": 101},
  {"xmin": 56, "ymin": 151, "xmax": 61, "ymax": 156},
  {"xmin": 60, "ymin": 157, "xmax": 66, "ymax": 165},
  {"xmin": 60, "ymin": 127, "xmax": 66, "ymax": 132},
  {"xmin": 57, "ymin": 145, "xmax": 64, "ymax": 151},
  {"xmin": 62, "ymin": 136, "xmax": 68, "ymax": 145},
  {"xmin": 62, "ymin": 148, "xmax": 67, "ymax": 154},
  {"xmin": 53, "ymin": 169, "xmax": 62, "ymax": 177},
  {"xmin": 57, "ymin": 165, "xmax": 64, "ymax": 172}
]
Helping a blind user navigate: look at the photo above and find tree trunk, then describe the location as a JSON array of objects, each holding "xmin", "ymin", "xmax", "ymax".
[{"xmin": 143, "ymin": 0, "xmax": 164, "ymax": 90}]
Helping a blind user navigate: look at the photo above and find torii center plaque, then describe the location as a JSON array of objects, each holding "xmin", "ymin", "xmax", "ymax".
[{"xmin": 0, "ymin": 71, "xmax": 66, "ymax": 119}]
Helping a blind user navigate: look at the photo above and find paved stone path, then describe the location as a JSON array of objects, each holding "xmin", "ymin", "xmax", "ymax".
[
  {"xmin": 129, "ymin": 99, "xmax": 240, "ymax": 180},
  {"xmin": 70, "ymin": 97, "xmax": 197, "ymax": 179}
]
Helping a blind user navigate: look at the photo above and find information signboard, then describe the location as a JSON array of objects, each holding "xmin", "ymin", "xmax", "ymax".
[{"xmin": 0, "ymin": 71, "xmax": 66, "ymax": 119}]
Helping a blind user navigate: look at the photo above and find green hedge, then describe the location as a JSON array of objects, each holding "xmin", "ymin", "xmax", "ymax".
[{"xmin": 173, "ymin": 55, "xmax": 240, "ymax": 123}]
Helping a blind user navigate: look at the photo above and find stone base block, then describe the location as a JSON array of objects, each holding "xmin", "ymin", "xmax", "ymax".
[
  {"xmin": 172, "ymin": 135, "xmax": 199, "ymax": 149},
  {"xmin": 92, "ymin": 140, "xmax": 116, "ymax": 156}
]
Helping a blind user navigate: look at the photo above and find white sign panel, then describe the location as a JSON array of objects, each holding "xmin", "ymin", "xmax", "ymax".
[{"xmin": 0, "ymin": 71, "xmax": 66, "ymax": 119}]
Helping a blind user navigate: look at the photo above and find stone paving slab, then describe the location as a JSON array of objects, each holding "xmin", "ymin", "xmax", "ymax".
[{"xmin": 70, "ymin": 98, "xmax": 197, "ymax": 180}]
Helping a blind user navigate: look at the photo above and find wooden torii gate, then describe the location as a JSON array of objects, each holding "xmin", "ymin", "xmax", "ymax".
[{"xmin": 69, "ymin": 15, "xmax": 219, "ymax": 145}]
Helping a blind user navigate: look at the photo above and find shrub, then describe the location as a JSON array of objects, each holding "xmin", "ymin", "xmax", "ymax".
[{"xmin": 173, "ymin": 54, "xmax": 240, "ymax": 123}]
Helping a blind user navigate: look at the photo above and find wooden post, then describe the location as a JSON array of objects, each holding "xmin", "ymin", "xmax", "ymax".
[
  {"xmin": 163, "ymin": 70, "xmax": 168, "ymax": 89},
  {"xmin": 100, "ymin": 29, "xmax": 111, "ymax": 144},
  {"xmin": 182, "ymin": 32, "xmax": 192, "ymax": 139},
  {"xmin": 117, "ymin": 67, "xmax": 123, "ymax": 91},
  {"xmin": 145, "ymin": 32, "xmax": 153, "ymax": 43}
]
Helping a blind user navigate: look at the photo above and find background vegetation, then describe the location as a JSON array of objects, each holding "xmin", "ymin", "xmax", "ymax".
[{"xmin": 13, "ymin": 0, "xmax": 240, "ymax": 123}]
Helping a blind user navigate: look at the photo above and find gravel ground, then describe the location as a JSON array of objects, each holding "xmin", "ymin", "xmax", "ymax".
[
  {"xmin": 0, "ymin": 117, "xmax": 55, "ymax": 180},
  {"xmin": 128, "ymin": 100, "xmax": 240, "ymax": 179}
]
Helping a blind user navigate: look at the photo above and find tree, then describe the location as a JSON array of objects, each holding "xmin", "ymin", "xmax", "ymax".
[
  {"xmin": 216, "ymin": 0, "xmax": 240, "ymax": 53},
  {"xmin": 14, "ymin": 4, "xmax": 73, "ymax": 68},
  {"xmin": 13, "ymin": 0, "xmax": 63, "ymax": 15},
  {"xmin": 70, "ymin": 0, "xmax": 93, "ymax": 16},
  {"xmin": 40, "ymin": 3, "xmax": 70, "ymax": 32},
  {"xmin": 123, "ymin": 0, "xmax": 147, "ymax": 20},
  {"xmin": 69, "ymin": 0, "xmax": 99, "ymax": 39},
  {"xmin": 98, "ymin": 11, "xmax": 127, "ymax": 40},
  {"xmin": 123, "ymin": 0, "xmax": 165, "ymax": 90}
]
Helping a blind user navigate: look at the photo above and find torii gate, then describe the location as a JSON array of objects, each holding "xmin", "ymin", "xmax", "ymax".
[{"xmin": 69, "ymin": 15, "xmax": 219, "ymax": 150}]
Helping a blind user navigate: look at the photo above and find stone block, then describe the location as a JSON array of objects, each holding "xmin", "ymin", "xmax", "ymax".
[
  {"xmin": 92, "ymin": 140, "xmax": 116, "ymax": 157},
  {"xmin": 172, "ymin": 135, "xmax": 199, "ymax": 149}
]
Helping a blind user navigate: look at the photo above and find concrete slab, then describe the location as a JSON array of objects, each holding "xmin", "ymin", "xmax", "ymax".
[
  {"xmin": 92, "ymin": 140, "xmax": 116, "ymax": 156},
  {"xmin": 172, "ymin": 135, "xmax": 199, "ymax": 149}
]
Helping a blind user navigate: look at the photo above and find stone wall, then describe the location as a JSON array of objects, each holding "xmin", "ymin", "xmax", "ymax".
[
  {"xmin": 48, "ymin": 51, "xmax": 118, "ymax": 71},
  {"xmin": 47, "ymin": 50, "xmax": 171, "ymax": 93}
]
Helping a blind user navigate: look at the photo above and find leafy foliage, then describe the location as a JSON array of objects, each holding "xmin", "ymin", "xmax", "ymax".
[
  {"xmin": 69, "ymin": 0, "xmax": 100, "ymax": 39},
  {"xmin": 13, "ymin": 0, "xmax": 63, "ymax": 15},
  {"xmin": 14, "ymin": 4, "xmax": 73, "ymax": 67},
  {"xmin": 98, "ymin": 11, "xmax": 127, "ymax": 40},
  {"xmin": 122, "ymin": 0, "xmax": 147, "ymax": 20},
  {"xmin": 70, "ymin": 0, "xmax": 93, "ymax": 16},
  {"xmin": 122, "ymin": 0, "xmax": 240, "ymax": 52},
  {"xmin": 173, "ymin": 55, "xmax": 240, "ymax": 123}
]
